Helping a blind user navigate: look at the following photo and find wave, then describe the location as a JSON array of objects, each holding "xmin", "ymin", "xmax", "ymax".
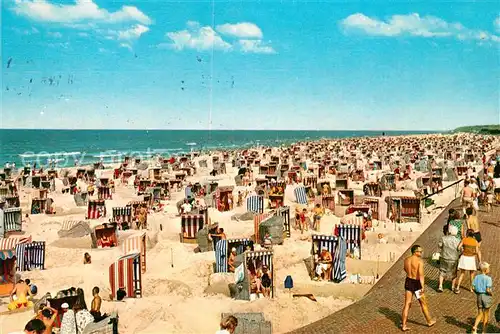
[
  {"xmin": 19, "ymin": 151, "xmax": 82, "ymax": 158},
  {"xmin": 185, "ymin": 142, "xmax": 197, "ymax": 146}
]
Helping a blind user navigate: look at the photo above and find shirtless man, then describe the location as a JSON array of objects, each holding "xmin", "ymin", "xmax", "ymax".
[
  {"xmin": 462, "ymin": 181, "xmax": 474, "ymax": 211},
  {"xmin": 8, "ymin": 279, "xmax": 34, "ymax": 311},
  {"xmin": 401, "ymin": 245, "xmax": 436, "ymax": 331},
  {"xmin": 228, "ymin": 248, "xmax": 237, "ymax": 273},
  {"xmin": 91, "ymin": 286, "xmax": 103, "ymax": 319},
  {"xmin": 40, "ymin": 306, "xmax": 58, "ymax": 334}
]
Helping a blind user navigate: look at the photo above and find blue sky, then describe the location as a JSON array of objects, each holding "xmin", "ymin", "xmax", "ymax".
[{"xmin": 1, "ymin": 0, "xmax": 499, "ymax": 130}]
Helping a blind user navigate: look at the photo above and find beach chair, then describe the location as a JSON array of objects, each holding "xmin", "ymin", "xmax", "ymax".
[
  {"xmin": 334, "ymin": 225, "xmax": 362, "ymax": 259},
  {"xmin": 233, "ymin": 250, "xmax": 274, "ymax": 301},
  {"xmin": 214, "ymin": 238, "xmax": 254, "ymax": 273},
  {"xmin": 2, "ymin": 208, "xmax": 22, "ymax": 237},
  {"xmin": 277, "ymin": 206, "xmax": 291, "ymax": 238},
  {"xmin": 122, "ymin": 232, "xmax": 146, "ymax": 273},
  {"xmin": 16, "ymin": 241, "xmax": 46, "ymax": 271},
  {"xmin": 246, "ymin": 195, "xmax": 264, "ymax": 214},
  {"xmin": 180, "ymin": 214, "xmax": 205, "ymax": 243},
  {"xmin": 109, "ymin": 253, "xmax": 142, "ymax": 300}
]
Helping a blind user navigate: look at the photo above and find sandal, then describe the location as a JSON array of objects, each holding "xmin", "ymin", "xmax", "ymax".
[
  {"xmin": 437, "ymin": 287, "xmax": 443, "ymax": 293},
  {"xmin": 454, "ymin": 288, "xmax": 460, "ymax": 294}
]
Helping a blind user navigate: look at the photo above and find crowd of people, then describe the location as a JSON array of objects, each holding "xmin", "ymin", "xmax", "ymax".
[
  {"xmin": 18, "ymin": 286, "xmax": 108, "ymax": 334},
  {"xmin": 401, "ymin": 164, "xmax": 499, "ymax": 333}
]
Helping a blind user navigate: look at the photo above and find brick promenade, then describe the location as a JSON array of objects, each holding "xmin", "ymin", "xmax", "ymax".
[{"xmin": 291, "ymin": 200, "xmax": 500, "ymax": 334}]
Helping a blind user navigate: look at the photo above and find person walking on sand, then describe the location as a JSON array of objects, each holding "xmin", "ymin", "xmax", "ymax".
[
  {"xmin": 471, "ymin": 262, "xmax": 493, "ymax": 334},
  {"xmin": 401, "ymin": 245, "xmax": 436, "ymax": 331}
]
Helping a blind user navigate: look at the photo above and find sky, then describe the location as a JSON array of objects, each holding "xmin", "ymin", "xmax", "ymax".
[{"xmin": 1, "ymin": 0, "xmax": 499, "ymax": 131}]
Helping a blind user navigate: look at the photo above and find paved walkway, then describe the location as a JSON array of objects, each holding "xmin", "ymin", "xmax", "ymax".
[{"xmin": 291, "ymin": 200, "xmax": 500, "ymax": 334}]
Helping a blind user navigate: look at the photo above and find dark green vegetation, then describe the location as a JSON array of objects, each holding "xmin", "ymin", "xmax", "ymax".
[{"xmin": 452, "ymin": 125, "xmax": 500, "ymax": 135}]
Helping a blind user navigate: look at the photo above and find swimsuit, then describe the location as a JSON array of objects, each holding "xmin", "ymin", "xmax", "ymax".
[{"xmin": 404, "ymin": 277, "xmax": 422, "ymax": 292}]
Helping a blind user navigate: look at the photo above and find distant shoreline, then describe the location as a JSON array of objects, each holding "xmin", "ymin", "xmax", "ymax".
[{"xmin": 0, "ymin": 129, "xmax": 438, "ymax": 167}]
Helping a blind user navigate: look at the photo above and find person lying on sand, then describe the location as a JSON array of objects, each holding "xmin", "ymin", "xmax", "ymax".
[{"xmin": 8, "ymin": 279, "xmax": 34, "ymax": 311}]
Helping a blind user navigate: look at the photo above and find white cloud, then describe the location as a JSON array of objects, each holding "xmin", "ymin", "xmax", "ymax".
[
  {"xmin": 47, "ymin": 31, "xmax": 62, "ymax": 38},
  {"xmin": 340, "ymin": 13, "xmax": 499, "ymax": 43},
  {"xmin": 166, "ymin": 23, "xmax": 232, "ymax": 51},
  {"xmin": 164, "ymin": 21, "xmax": 275, "ymax": 54},
  {"xmin": 10, "ymin": 0, "xmax": 152, "ymax": 49},
  {"xmin": 117, "ymin": 24, "xmax": 149, "ymax": 40},
  {"xmin": 106, "ymin": 24, "xmax": 149, "ymax": 41},
  {"xmin": 12, "ymin": 0, "xmax": 151, "ymax": 25},
  {"xmin": 239, "ymin": 39, "xmax": 275, "ymax": 54},
  {"xmin": 216, "ymin": 22, "xmax": 263, "ymax": 39}
]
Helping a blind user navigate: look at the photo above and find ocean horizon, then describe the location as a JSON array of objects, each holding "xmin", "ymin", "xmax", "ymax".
[{"xmin": 0, "ymin": 129, "xmax": 437, "ymax": 167}]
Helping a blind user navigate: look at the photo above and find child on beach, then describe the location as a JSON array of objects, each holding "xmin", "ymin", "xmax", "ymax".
[{"xmin": 471, "ymin": 262, "xmax": 493, "ymax": 334}]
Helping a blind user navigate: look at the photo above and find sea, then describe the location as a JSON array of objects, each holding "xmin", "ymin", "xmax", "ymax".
[{"xmin": 0, "ymin": 129, "xmax": 436, "ymax": 168}]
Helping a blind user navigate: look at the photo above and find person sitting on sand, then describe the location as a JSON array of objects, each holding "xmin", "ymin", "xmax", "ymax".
[
  {"xmin": 228, "ymin": 248, "xmax": 237, "ymax": 273},
  {"xmin": 83, "ymin": 252, "xmax": 91, "ymax": 264},
  {"xmin": 216, "ymin": 315, "xmax": 238, "ymax": 334},
  {"xmin": 8, "ymin": 279, "xmax": 34, "ymax": 311},
  {"xmin": 314, "ymin": 247, "xmax": 332, "ymax": 281}
]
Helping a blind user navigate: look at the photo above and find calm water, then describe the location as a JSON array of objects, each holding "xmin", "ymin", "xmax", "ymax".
[{"xmin": 0, "ymin": 129, "xmax": 435, "ymax": 167}]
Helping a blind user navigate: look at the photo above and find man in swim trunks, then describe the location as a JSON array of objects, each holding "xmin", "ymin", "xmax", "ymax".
[
  {"xmin": 401, "ymin": 245, "xmax": 436, "ymax": 331},
  {"xmin": 8, "ymin": 279, "xmax": 34, "ymax": 311}
]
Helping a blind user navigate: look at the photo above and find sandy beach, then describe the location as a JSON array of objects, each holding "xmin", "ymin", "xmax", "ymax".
[{"xmin": 1, "ymin": 133, "xmax": 499, "ymax": 333}]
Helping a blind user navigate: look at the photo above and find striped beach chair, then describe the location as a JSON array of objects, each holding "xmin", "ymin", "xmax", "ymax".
[
  {"xmin": 333, "ymin": 237, "xmax": 348, "ymax": 282},
  {"xmin": 242, "ymin": 250, "xmax": 274, "ymax": 300},
  {"xmin": 246, "ymin": 195, "xmax": 264, "ymax": 214},
  {"xmin": 304, "ymin": 175, "xmax": 318, "ymax": 189},
  {"xmin": 109, "ymin": 253, "xmax": 142, "ymax": 300},
  {"xmin": 112, "ymin": 207, "xmax": 133, "ymax": 225},
  {"xmin": 214, "ymin": 238, "xmax": 254, "ymax": 273},
  {"xmin": 311, "ymin": 235, "xmax": 339, "ymax": 282},
  {"xmin": 122, "ymin": 232, "xmax": 146, "ymax": 273},
  {"xmin": 335, "ymin": 225, "xmax": 362, "ymax": 259},
  {"xmin": 16, "ymin": 241, "xmax": 46, "ymax": 271},
  {"xmin": 277, "ymin": 206, "xmax": 291, "ymax": 238},
  {"xmin": 87, "ymin": 200, "xmax": 106, "ymax": 219},
  {"xmin": 294, "ymin": 186, "xmax": 308, "ymax": 205},
  {"xmin": 253, "ymin": 213, "xmax": 272, "ymax": 244},
  {"xmin": 180, "ymin": 214, "xmax": 205, "ymax": 243},
  {"xmin": 98, "ymin": 186, "xmax": 112, "ymax": 200},
  {"xmin": 2, "ymin": 207, "xmax": 22, "ymax": 236},
  {"xmin": 0, "ymin": 235, "xmax": 32, "ymax": 251}
]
